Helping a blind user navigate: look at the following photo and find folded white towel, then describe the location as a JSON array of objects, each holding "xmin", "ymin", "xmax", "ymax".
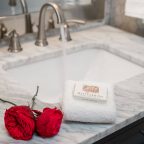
[
  {"xmin": 62, "ymin": 80, "xmax": 116, "ymax": 123},
  {"xmin": 125, "ymin": 0, "xmax": 144, "ymax": 19}
]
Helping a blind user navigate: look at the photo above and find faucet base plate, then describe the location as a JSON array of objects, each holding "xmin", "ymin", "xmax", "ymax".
[
  {"xmin": 8, "ymin": 47, "xmax": 23, "ymax": 53},
  {"xmin": 35, "ymin": 39, "xmax": 48, "ymax": 47}
]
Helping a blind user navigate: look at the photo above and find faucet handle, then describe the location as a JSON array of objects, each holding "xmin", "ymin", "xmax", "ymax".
[
  {"xmin": 48, "ymin": 18, "xmax": 85, "ymax": 30},
  {"xmin": 0, "ymin": 23, "xmax": 7, "ymax": 40},
  {"xmin": 59, "ymin": 19, "xmax": 86, "ymax": 41},
  {"xmin": 32, "ymin": 23, "xmax": 39, "ymax": 33},
  {"xmin": 7, "ymin": 29, "xmax": 23, "ymax": 53},
  {"xmin": 66, "ymin": 19, "xmax": 86, "ymax": 25},
  {"xmin": 48, "ymin": 18, "xmax": 55, "ymax": 30},
  {"xmin": 47, "ymin": 10, "xmax": 55, "ymax": 30}
]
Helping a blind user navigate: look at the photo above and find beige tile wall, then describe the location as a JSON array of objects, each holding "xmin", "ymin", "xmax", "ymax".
[{"xmin": 109, "ymin": 0, "xmax": 144, "ymax": 37}]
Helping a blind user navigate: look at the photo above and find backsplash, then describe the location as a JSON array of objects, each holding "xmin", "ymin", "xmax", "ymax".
[
  {"xmin": 0, "ymin": 0, "xmax": 105, "ymax": 35},
  {"xmin": 109, "ymin": 0, "xmax": 144, "ymax": 37},
  {"xmin": 0, "ymin": 0, "xmax": 143, "ymax": 37}
]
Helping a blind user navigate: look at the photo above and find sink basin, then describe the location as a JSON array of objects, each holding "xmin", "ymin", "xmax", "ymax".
[{"xmin": 7, "ymin": 48, "xmax": 144, "ymax": 103}]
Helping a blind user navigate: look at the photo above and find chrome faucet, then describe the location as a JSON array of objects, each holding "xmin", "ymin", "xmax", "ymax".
[
  {"xmin": 35, "ymin": 2, "xmax": 65, "ymax": 47},
  {"xmin": 9, "ymin": 0, "xmax": 33, "ymax": 33}
]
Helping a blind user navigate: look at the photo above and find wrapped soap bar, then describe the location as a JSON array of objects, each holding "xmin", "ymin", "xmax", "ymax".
[{"xmin": 73, "ymin": 81, "xmax": 109, "ymax": 102}]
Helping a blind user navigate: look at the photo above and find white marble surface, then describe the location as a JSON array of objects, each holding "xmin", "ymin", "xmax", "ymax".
[{"xmin": 0, "ymin": 25, "xmax": 144, "ymax": 144}]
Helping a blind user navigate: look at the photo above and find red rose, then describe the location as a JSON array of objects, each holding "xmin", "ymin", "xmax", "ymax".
[
  {"xmin": 34, "ymin": 107, "xmax": 63, "ymax": 138},
  {"xmin": 4, "ymin": 106, "xmax": 35, "ymax": 140}
]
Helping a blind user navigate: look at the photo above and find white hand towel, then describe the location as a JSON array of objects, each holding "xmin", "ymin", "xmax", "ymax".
[
  {"xmin": 62, "ymin": 80, "xmax": 116, "ymax": 123},
  {"xmin": 125, "ymin": 0, "xmax": 144, "ymax": 19}
]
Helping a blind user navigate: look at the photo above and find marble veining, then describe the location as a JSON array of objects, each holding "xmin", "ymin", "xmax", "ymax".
[{"xmin": 0, "ymin": 25, "xmax": 144, "ymax": 143}]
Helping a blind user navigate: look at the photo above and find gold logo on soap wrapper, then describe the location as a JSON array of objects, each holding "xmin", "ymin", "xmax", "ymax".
[{"xmin": 83, "ymin": 85, "xmax": 99, "ymax": 93}]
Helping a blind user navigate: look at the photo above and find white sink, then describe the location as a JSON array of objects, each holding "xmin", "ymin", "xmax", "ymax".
[{"xmin": 7, "ymin": 48, "xmax": 144, "ymax": 103}]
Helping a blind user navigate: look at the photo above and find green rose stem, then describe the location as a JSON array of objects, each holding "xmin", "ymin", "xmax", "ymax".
[
  {"xmin": 0, "ymin": 98, "xmax": 16, "ymax": 106},
  {"xmin": 31, "ymin": 86, "xmax": 39, "ymax": 109}
]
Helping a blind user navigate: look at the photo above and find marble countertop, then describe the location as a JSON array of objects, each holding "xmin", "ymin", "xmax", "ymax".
[{"xmin": 0, "ymin": 25, "xmax": 144, "ymax": 144}]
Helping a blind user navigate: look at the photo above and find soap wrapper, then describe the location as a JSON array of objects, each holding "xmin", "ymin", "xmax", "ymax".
[{"xmin": 73, "ymin": 81, "xmax": 109, "ymax": 102}]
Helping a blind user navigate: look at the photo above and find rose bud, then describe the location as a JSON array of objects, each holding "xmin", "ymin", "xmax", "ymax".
[
  {"xmin": 4, "ymin": 106, "xmax": 35, "ymax": 140},
  {"xmin": 35, "ymin": 107, "xmax": 63, "ymax": 138}
]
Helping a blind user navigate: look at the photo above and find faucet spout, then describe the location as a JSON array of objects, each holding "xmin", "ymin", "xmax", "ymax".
[{"xmin": 35, "ymin": 2, "xmax": 65, "ymax": 47}]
